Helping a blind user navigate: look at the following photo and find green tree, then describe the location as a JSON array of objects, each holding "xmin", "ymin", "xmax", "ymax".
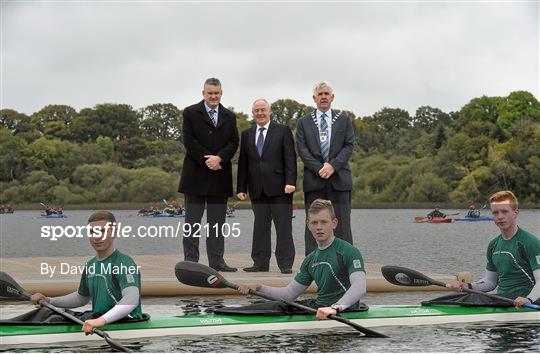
[
  {"xmin": 96, "ymin": 136, "xmax": 114, "ymax": 160},
  {"xmin": 31, "ymin": 105, "xmax": 77, "ymax": 139},
  {"xmin": 497, "ymin": 91, "xmax": 540, "ymax": 130},
  {"xmin": 72, "ymin": 104, "xmax": 140, "ymax": 141},
  {"xmin": 0, "ymin": 109, "xmax": 40, "ymax": 142},
  {"xmin": 0, "ymin": 128, "xmax": 28, "ymax": 181},
  {"xmin": 270, "ymin": 99, "xmax": 311, "ymax": 133},
  {"xmin": 449, "ymin": 166, "xmax": 498, "ymax": 202},
  {"xmin": 26, "ymin": 137, "xmax": 81, "ymax": 180},
  {"xmin": 113, "ymin": 137, "xmax": 150, "ymax": 168},
  {"xmin": 139, "ymin": 103, "xmax": 182, "ymax": 140},
  {"xmin": 406, "ymin": 172, "xmax": 450, "ymax": 202},
  {"xmin": 413, "ymin": 106, "xmax": 451, "ymax": 133},
  {"xmin": 23, "ymin": 170, "xmax": 58, "ymax": 202}
]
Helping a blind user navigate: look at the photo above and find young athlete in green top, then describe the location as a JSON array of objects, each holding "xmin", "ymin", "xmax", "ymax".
[
  {"xmin": 238, "ymin": 199, "xmax": 367, "ymax": 320},
  {"xmin": 449, "ymin": 191, "xmax": 540, "ymax": 307},
  {"xmin": 31, "ymin": 211, "xmax": 142, "ymax": 334}
]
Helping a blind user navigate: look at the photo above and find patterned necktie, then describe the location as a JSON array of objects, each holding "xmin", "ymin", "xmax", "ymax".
[
  {"xmin": 209, "ymin": 109, "xmax": 217, "ymax": 126},
  {"xmin": 256, "ymin": 127, "xmax": 265, "ymax": 156},
  {"xmin": 320, "ymin": 113, "xmax": 329, "ymax": 161}
]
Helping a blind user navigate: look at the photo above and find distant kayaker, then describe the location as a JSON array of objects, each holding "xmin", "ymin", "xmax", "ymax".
[
  {"xmin": 448, "ymin": 191, "xmax": 540, "ymax": 307},
  {"xmin": 426, "ymin": 207, "xmax": 446, "ymax": 219},
  {"xmin": 31, "ymin": 211, "xmax": 143, "ymax": 334},
  {"xmin": 466, "ymin": 204, "xmax": 480, "ymax": 218},
  {"xmin": 237, "ymin": 199, "xmax": 367, "ymax": 320}
]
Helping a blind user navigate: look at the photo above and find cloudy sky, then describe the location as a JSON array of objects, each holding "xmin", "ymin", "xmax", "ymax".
[{"xmin": 2, "ymin": 1, "xmax": 538, "ymax": 118}]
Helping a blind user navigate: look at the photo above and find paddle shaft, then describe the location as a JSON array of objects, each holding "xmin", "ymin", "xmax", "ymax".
[
  {"xmin": 224, "ymin": 280, "xmax": 387, "ymax": 338},
  {"xmin": 15, "ymin": 291, "xmax": 131, "ymax": 352},
  {"xmin": 42, "ymin": 300, "xmax": 132, "ymax": 351}
]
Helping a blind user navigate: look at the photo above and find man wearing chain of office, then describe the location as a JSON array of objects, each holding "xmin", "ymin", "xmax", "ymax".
[{"xmin": 296, "ymin": 82, "xmax": 355, "ymax": 255}]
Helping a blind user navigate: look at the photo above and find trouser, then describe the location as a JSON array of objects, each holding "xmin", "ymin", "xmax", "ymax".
[
  {"xmin": 250, "ymin": 193, "xmax": 295, "ymax": 270},
  {"xmin": 182, "ymin": 194, "xmax": 228, "ymax": 267}
]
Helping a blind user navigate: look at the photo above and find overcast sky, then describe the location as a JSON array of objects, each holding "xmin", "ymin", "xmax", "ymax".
[{"xmin": 2, "ymin": 1, "xmax": 538, "ymax": 118}]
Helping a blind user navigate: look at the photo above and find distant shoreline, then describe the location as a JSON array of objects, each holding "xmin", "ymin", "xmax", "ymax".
[{"xmin": 9, "ymin": 202, "xmax": 540, "ymax": 210}]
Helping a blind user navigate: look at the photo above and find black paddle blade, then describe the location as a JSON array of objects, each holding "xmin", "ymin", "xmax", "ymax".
[
  {"xmin": 381, "ymin": 266, "xmax": 435, "ymax": 287},
  {"xmin": 0, "ymin": 271, "xmax": 30, "ymax": 299},
  {"xmin": 174, "ymin": 261, "xmax": 228, "ymax": 288}
]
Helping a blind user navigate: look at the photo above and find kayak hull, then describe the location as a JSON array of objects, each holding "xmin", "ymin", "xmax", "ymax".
[
  {"xmin": 1, "ymin": 305, "xmax": 537, "ymax": 345},
  {"xmin": 455, "ymin": 216, "xmax": 493, "ymax": 222},
  {"xmin": 428, "ymin": 217, "xmax": 453, "ymax": 223}
]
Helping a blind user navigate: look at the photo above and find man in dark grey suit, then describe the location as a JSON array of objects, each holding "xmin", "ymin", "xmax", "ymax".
[
  {"xmin": 296, "ymin": 82, "xmax": 355, "ymax": 255},
  {"xmin": 178, "ymin": 78, "xmax": 239, "ymax": 272},
  {"xmin": 237, "ymin": 99, "xmax": 297, "ymax": 274}
]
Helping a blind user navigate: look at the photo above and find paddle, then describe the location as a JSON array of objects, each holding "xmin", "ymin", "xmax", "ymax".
[
  {"xmin": 381, "ymin": 265, "xmax": 539, "ymax": 310},
  {"xmin": 174, "ymin": 261, "xmax": 387, "ymax": 338},
  {"xmin": 0, "ymin": 271, "xmax": 132, "ymax": 352}
]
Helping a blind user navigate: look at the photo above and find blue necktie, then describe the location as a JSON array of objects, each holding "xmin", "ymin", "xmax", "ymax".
[
  {"xmin": 209, "ymin": 109, "xmax": 217, "ymax": 126},
  {"xmin": 320, "ymin": 113, "xmax": 329, "ymax": 161},
  {"xmin": 256, "ymin": 127, "xmax": 265, "ymax": 156}
]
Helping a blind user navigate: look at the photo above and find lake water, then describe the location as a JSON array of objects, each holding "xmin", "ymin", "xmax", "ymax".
[{"xmin": 1, "ymin": 209, "xmax": 539, "ymax": 352}]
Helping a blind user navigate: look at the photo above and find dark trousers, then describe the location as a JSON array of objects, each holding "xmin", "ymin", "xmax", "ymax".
[
  {"xmin": 304, "ymin": 182, "xmax": 352, "ymax": 255},
  {"xmin": 182, "ymin": 194, "xmax": 228, "ymax": 267},
  {"xmin": 251, "ymin": 193, "xmax": 295, "ymax": 270}
]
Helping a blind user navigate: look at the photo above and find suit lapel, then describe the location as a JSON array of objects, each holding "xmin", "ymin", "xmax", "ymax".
[
  {"xmin": 309, "ymin": 111, "xmax": 323, "ymax": 157},
  {"xmin": 247, "ymin": 125, "xmax": 257, "ymax": 155},
  {"xmin": 260, "ymin": 121, "xmax": 275, "ymax": 158},
  {"xmin": 329, "ymin": 110, "xmax": 342, "ymax": 147},
  {"xmin": 216, "ymin": 104, "xmax": 226, "ymax": 128}
]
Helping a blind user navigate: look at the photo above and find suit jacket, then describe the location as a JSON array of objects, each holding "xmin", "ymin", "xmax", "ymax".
[
  {"xmin": 237, "ymin": 121, "xmax": 297, "ymax": 199},
  {"xmin": 178, "ymin": 100, "xmax": 239, "ymax": 196},
  {"xmin": 295, "ymin": 110, "xmax": 354, "ymax": 193}
]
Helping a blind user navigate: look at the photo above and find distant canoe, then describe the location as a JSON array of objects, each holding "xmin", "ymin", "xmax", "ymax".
[
  {"xmin": 138, "ymin": 212, "xmax": 184, "ymax": 218},
  {"xmin": 39, "ymin": 213, "xmax": 67, "ymax": 219},
  {"xmin": 455, "ymin": 215, "xmax": 493, "ymax": 222},
  {"xmin": 414, "ymin": 216, "xmax": 453, "ymax": 223},
  {"xmin": 428, "ymin": 216, "xmax": 453, "ymax": 223}
]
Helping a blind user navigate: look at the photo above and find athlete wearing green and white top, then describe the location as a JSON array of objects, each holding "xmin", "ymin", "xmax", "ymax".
[
  {"xmin": 485, "ymin": 227, "xmax": 539, "ymax": 297},
  {"xmin": 449, "ymin": 191, "xmax": 540, "ymax": 307},
  {"xmin": 295, "ymin": 237, "xmax": 365, "ymax": 308},
  {"xmin": 31, "ymin": 211, "xmax": 143, "ymax": 334},
  {"xmin": 78, "ymin": 249, "xmax": 142, "ymax": 318},
  {"xmin": 238, "ymin": 199, "xmax": 367, "ymax": 320}
]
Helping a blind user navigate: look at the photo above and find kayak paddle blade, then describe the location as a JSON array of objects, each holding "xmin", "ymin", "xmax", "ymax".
[
  {"xmin": 174, "ymin": 261, "xmax": 228, "ymax": 288},
  {"xmin": 0, "ymin": 271, "xmax": 30, "ymax": 299},
  {"xmin": 381, "ymin": 266, "xmax": 436, "ymax": 287}
]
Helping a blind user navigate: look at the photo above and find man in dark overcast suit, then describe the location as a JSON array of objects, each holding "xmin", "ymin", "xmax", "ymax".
[
  {"xmin": 178, "ymin": 78, "xmax": 239, "ymax": 272},
  {"xmin": 296, "ymin": 82, "xmax": 355, "ymax": 255},
  {"xmin": 237, "ymin": 99, "xmax": 297, "ymax": 274}
]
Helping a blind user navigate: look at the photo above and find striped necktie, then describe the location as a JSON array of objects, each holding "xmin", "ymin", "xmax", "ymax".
[
  {"xmin": 209, "ymin": 109, "xmax": 217, "ymax": 126},
  {"xmin": 320, "ymin": 113, "xmax": 329, "ymax": 161}
]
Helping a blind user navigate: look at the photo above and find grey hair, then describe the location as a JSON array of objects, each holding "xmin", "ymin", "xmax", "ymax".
[
  {"xmin": 252, "ymin": 98, "xmax": 271, "ymax": 110},
  {"xmin": 313, "ymin": 81, "xmax": 333, "ymax": 95},
  {"xmin": 204, "ymin": 77, "xmax": 221, "ymax": 88}
]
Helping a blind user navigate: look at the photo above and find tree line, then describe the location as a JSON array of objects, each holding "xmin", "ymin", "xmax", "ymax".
[{"xmin": 1, "ymin": 90, "xmax": 539, "ymax": 205}]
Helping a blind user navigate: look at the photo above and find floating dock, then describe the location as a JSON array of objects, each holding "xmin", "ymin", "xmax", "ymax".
[{"xmin": 1, "ymin": 254, "xmax": 470, "ymax": 296}]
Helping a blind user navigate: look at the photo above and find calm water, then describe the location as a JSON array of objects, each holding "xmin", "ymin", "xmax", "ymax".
[{"xmin": 1, "ymin": 209, "xmax": 539, "ymax": 352}]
